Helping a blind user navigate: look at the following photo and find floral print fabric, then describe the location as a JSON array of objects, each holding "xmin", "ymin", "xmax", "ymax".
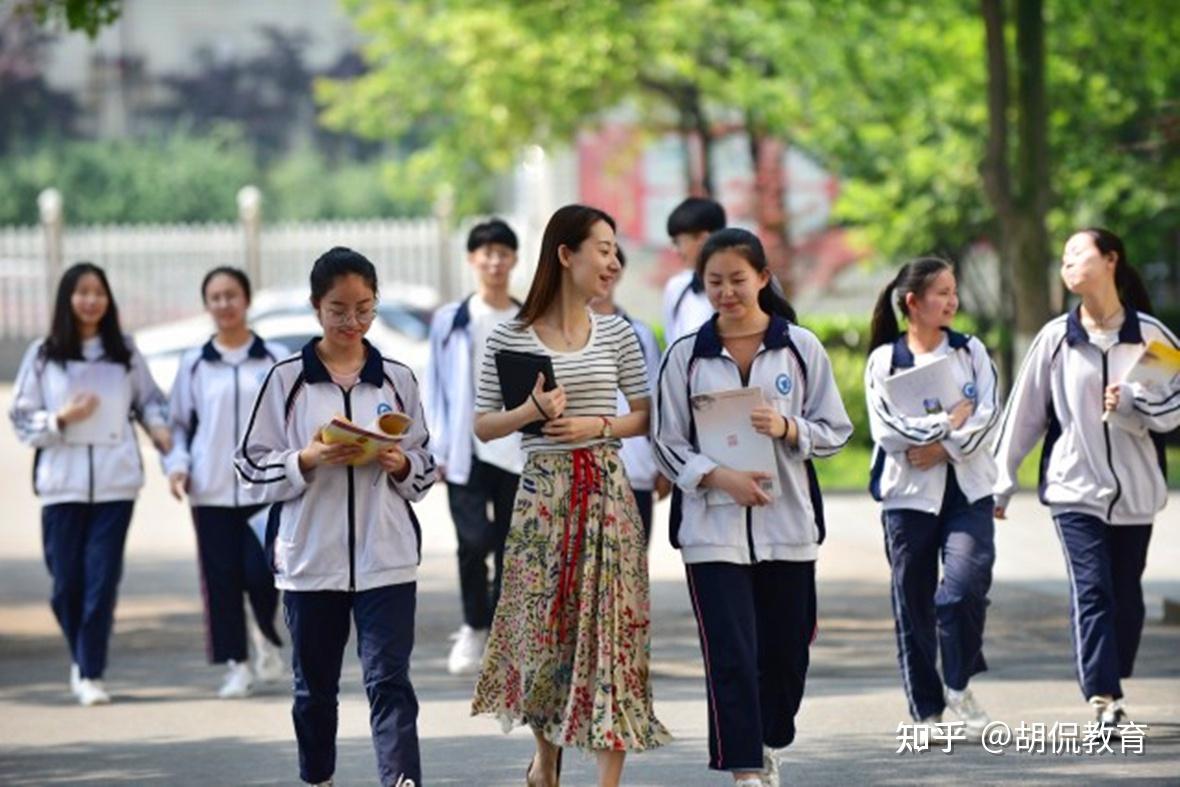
[{"xmin": 471, "ymin": 444, "xmax": 670, "ymax": 752}]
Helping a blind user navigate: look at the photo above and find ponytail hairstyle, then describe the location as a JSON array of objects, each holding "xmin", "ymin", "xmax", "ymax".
[
  {"xmin": 41, "ymin": 262, "xmax": 131, "ymax": 368},
  {"xmin": 696, "ymin": 227, "xmax": 797, "ymax": 322},
  {"xmin": 1079, "ymin": 227, "xmax": 1153, "ymax": 316},
  {"xmin": 868, "ymin": 257, "xmax": 954, "ymax": 353},
  {"xmin": 517, "ymin": 204, "xmax": 616, "ymax": 327}
]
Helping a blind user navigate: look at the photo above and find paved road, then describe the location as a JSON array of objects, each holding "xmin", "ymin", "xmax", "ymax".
[{"xmin": 1, "ymin": 386, "xmax": 1178, "ymax": 785}]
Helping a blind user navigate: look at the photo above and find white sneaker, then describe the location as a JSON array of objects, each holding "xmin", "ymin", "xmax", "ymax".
[
  {"xmin": 1090, "ymin": 695, "xmax": 1129, "ymax": 737},
  {"xmin": 306, "ymin": 780, "xmax": 333, "ymax": 787},
  {"xmin": 218, "ymin": 660, "xmax": 254, "ymax": 699},
  {"xmin": 945, "ymin": 687, "xmax": 991, "ymax": 735},
  {"xmin": 734, "ymin": 778, "xmax": 763, "ymax": 787},
  {"xmin": 253, "ymin": 638, "xmax": 286, "ymax": 684},
  {"xmin": 69, "ymin": 664, "xmax": 81, "ymax": 697},
  {"xmin": 446, "ymin": 625, "xmax": 487, "ymax": 676},
  {"xmin": 760, "ymin": 746, "xmax": 781, "ymax": 786},
  {"xmin": 76, "ymin": 679, "xmax": 111, "ymax": 706}
]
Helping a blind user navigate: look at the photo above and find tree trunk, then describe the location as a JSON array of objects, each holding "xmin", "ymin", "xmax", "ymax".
[
  {"xmin": 749, "ymin": 126, "xmax": 792, "ymax": 295},
  {"xmin": 1012, "ymin": 0, "xmax": 1052, "ymax": 347},
  {"xmin": 979, "ymin": 0, "xmax": 1051, "ymax": 385}
]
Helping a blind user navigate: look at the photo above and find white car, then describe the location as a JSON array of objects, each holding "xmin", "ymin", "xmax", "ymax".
[{"xmin": 135, "ymin": 287, "xmax": 433, "ymax": 395}]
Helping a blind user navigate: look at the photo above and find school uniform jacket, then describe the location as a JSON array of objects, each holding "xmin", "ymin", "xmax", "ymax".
[
  {"xmin": 9, "ymin": 335, "xmax": 169, "ymax": 506},
  {"xmin": 425, "ymin": 294, "xmax": 521, "ymax": 485},
  {"xmin": 653, "ymin": 314, "xmax": 854, "ymax": 563},
  {"xmin": 865, "ymin": 330, "xmax": 1000, "ymax": 513},
  {"xmin": 163, "ymin": 334, "xmax": 287, "ymax": 507},
  {"xmin": 617, "ymin": 309, "xmax": 661, "ymax": 492},
  {"xmin": 993, "ymin": 307, "xmax": 1180, "ymax": 525},
  {"xmin": 662, "ymin": 270, "xmax": 715, "ymax": 345},
  {"xmin": 234, "ymin": 339, "xmax": 436, "ymax": 592}
]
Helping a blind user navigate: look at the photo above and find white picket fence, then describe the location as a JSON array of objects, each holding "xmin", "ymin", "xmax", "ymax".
[{"xmin": 0, "ymin": 217, "xmax": 467, "ymax": 339}]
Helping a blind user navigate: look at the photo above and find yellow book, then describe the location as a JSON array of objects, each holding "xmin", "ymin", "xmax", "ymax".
[
  {"xmin": 320, "ymin": 412, "xmax": 412, "ymax": 465},
  {"xmin": 1124, "ymin": 340, "xmax": 1180, "ymax": 389}
]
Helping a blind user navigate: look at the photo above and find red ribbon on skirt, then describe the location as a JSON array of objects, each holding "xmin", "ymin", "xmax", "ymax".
[{"xmin": 548, "ymin": 447, "xmax": 601, "ymax": 645}]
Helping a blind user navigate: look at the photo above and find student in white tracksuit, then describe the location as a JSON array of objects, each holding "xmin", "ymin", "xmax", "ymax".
[
  {"xmin": 654, "ymin": 228, "xmax": 852, "ymax": 787},
  {"xmin": 9, "ymin": 262, "xmax": 171, "ymax": 707},
  {"xmin": 661, "ymin": 197, "xmax": 726, "ymax": 346},
  {"xmin": 235, "ymin": 247, "xmax": 434, "ymax": 787},
  {"xmin": 864, "ymin": 258, "xmax": 999, "ymax": 735},
  {"xmin": 993, "ymin": 228, "xmax": 1180, "ymax": 731},
  {"xmin": 591, "ymin": 245, "xmax": 671, "ymax": 541},
  {"xmin": 426, "ymin": 219, "xmax": 524, "ymax": 676},
  {"xmin": 164, "ymin": 266, "xmax": 288, "ymax": 699}
]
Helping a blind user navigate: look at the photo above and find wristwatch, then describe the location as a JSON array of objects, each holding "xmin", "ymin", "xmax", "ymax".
[{"xmin": 599, "ymin": 416, "xmax": 613, "ymax": 439}]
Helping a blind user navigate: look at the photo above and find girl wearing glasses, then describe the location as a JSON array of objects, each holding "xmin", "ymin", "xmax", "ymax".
[
  {"xmin": 235, "ymin": 247, "xmax": 435, "ymax": 787},
  {"xmin": 163, "ymin": 266, "xmax": 288, "ymax": 699}
]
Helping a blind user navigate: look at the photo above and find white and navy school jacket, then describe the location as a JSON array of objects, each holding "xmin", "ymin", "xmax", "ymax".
[
  {"xmin": 234, "ymin": 339, "xmax": 436, "ymax": 592},
  {"xmin": 653, "ymin": 314, "xmax": 854, "ymax": 563},
  {"xmin": 662, "ymin": 270, "xmax": 714, "ymax": 345},
  {"xmin": 865, "ymin": 329, "xmax": 1000, "ymax": 513},
  {"xmin": 163, "ymin": 334, "xmax": 287, "ymax": 507},
  {"xmin": 993, "ymin": 307, "xmax": 1180, "ymax": 525},
  {"xmin": 617, "ymin": 309, "xmax": 661, "ymax": 492},
  {"xmin": 9, "ymin": 335, "xmax": 169, "ymax": 506},
  {"xmin": 425, "ymin": 294, "xmax": 521, "ymax": 485}
]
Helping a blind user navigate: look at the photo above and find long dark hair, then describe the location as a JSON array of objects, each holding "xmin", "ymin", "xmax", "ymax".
[
  {"xmin": 41, "ymin": 262, "xmax": 131, "ymax": 368},
  {"xmin": 868, "ymin": 257, "xmax": 954, "ymax": 352},
  {"xmin": 517, "ymin": 204, "xmax": 616, "ymax": 327},
  {"xmin": 1079, "ymin": 227, "xmax": 1153, "ymax": 316},
  {"xmin": 696, "ymin": 227, "xmax": 796, "ymax": 322}
]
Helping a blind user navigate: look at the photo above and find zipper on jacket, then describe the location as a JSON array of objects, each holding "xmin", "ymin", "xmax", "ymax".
[
  {"xmin": 341, "ymin": 385, "xmax": 357, "ymax": 592},
  {"xmin": 232, "ymin": 365, "xmax": 241, "ymax": 508},
  {"xmin": 746, "ymin": 507, "xmax": 757, "ymax": 562},
  {"xmin": 87, "ymin": 445, "xmax": 94, "ymax": 503},
  {"xmin": 1101, "ymin": 350, "xmax": 1123, "ymax": 520}
]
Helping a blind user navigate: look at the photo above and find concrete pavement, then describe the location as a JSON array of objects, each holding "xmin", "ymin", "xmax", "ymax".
[{"xmin": 1, "ymin": 387, "xmax": 1178, "ymax": 785}]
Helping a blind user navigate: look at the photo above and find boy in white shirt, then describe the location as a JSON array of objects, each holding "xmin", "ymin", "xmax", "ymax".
[
  {"xmin": 426, "ymin": 219, "xmax": 524, "ymax": 675},
  {"xmin": 661, "ymin": 197, "xmax": 726, "ymax": 345}
]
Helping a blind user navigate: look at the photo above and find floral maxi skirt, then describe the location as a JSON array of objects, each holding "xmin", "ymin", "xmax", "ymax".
[{"xmin": 471, "ymin": 444, "xmax": 670, "ymax": 752}]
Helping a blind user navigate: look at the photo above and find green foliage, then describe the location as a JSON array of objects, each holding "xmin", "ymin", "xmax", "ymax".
[
  {"xmin": 322, "ymin": 0, "xmax": 1180, "ymax": 306},
  {"xmin": 823, "ymin": 345, "xmax": 870, "ymax": 452},
  {"xmin": 0, "ymin": 128, "xmax": 254, "ymax": 224},
  {"xmin": 264, "ymin": 147, "xmax": 430, "ymax": 220},
  {"xmin": 794, "ymin": 0, "xmax": 1180, "ymax": 273},
  {"xmin": 0, "ymin": 130, "xmax": 424, "ymax": 224},
  {"xmin": 22, "ymin": 0, "xmax": 121, "ymax": 38}
]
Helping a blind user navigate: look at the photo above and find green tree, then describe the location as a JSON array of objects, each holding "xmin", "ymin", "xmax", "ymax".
[
  {"xmin": 319, "ymin": 1, "xmax": 831, "ymax": 288},
  {"xmin": 16, "ymin": 0, "xmax": 121, "ymax": 38},
  {"xmin": 318, "ymin": 0, "xmax": 1178, "ymax": 339}
]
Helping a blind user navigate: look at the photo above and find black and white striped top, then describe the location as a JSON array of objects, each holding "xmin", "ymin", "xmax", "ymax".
[{"xmin": 476, "ymin": 311, "xmax": 651, "ymax": 453}]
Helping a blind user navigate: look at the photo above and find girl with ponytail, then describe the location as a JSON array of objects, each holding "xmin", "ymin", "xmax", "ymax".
[
  {"xmin": 864, "ymin": 256, "xmax": 1001, "ymax": 735},
  {"xmin": 992, "ymin": 228, "xmax": 1179, "ymax": 732},
  {"xmin": 653, "ymin": 227, "xmax": 852, "ymax": 785}
]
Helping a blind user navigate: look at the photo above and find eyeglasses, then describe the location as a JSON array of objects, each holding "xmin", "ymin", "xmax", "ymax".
[{"xmin": 323, "ymin": 307, "xmax": 378, "ymax": 327}]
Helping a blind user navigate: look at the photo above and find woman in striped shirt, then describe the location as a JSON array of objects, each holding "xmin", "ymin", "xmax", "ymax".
[{"xmin": 470, "ymin": 205, "xmax": 669, "ymax": 787}]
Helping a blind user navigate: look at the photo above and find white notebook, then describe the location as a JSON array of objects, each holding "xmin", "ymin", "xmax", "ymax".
[
  {"xmin": 882, "ymin": 355, "xmax": 969, "ymax": 417},
  {"xmin": 690, "ymin": 386, "xmax": 781, "ymax": 506},
  {"xmin": 63, "ymin": 361, "xmax": 130, "ymax": 446}
]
